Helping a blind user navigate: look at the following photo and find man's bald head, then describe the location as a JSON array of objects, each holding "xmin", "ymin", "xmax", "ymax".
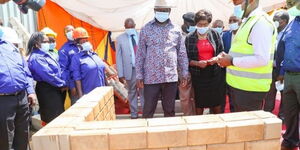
[
  {"xmin": 212, "ymin": 20, "xmax": 224, "ymax": 28},
  {"xmin": 286, "ymin": 0, "xmax": 300, "ymax": 8},
  {"xmin": 64, "ymin": 25, "xmax": 74, "ymax": 34},
  {"xmin": 124, "ymin": 18, "xmax": 136, "ymax": 29}
]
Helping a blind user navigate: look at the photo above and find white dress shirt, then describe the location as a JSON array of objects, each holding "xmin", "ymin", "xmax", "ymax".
[{"xmin": 233, "ymin": 8, "xmax": 274, "ymax": 68}]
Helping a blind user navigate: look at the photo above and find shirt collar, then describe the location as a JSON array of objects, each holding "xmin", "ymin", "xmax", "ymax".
[
  {"xmin": 242, "ymin": 7, "xmax": 263, "ymax": 22},
  {"xmin": 151, "ymin": 19, "xmax": 172, "ymax": 26}
]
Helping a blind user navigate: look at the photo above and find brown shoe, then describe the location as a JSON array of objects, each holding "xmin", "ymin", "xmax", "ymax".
[{"xmin": 281, "ymin": 146, "xmax": 295, "ymax": 150}]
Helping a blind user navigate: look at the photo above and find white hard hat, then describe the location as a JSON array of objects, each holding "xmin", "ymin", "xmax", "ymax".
[{"xmin": 1, "ymin": 27, "xmax": 21, "ymax": 44}]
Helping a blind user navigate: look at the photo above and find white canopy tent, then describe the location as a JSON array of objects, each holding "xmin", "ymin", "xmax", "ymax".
[{"xmin": 51, "ymin": 0, "xmax": 286, "ymax": 32}]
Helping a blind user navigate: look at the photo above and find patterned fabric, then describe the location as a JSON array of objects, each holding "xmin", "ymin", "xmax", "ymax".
[
  {"xmin": 185, "ymin": 29, "xmax": 224, "ymax": 77},
  {"xmin": 135, "ymin": 19, "xmax": 189, "ymax": 84}
]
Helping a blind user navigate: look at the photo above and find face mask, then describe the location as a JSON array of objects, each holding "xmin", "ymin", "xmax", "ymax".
[
  {"xmin": 187, "ymin": 26, "xmax": 196, "ymax": 33},
  {"xmin": 81, "ymin": 42, "xmax": 93, "ymax": 52},
  {"xmin": 49, "ymin": 42, "xmax": 56, "ymax": 50},
  {"xmin": 125, "ymin": 28, "xmax": 136, "ymax": 35},
  {"xmin": 0, "ymin": 27, "xmax": 3, "ymax": 40},
  {"xmin": 66, "ymin": 31, "xmax": 74, "ymax": 41},
  {"xmin": 274, "ymin": 21, "xmax": 280, "ymax": 29},
  {"xmin": 155, "ymin": 12, "xmax": 169, "ymax": 23},
  {"xmin": 229, "ymin": 22, "xmax": 240, "ymax": 31},
  {"xmin": 288, "ymin": 5, "xmax": 300, "ymax": 16},
  {"xmin": 213, "ymin": 27, "xmax": 223, "ymax": 34},
  {"xmin": 197, "ymin": 27, "xmax": 209, "ymax": 35},
  {"xmin": 40, "ymin": 43, "xmax": 50, "ymax": 53},
  {"xmin": 234, "ymin": 4, "xmax": 245, "ymax": 19}
]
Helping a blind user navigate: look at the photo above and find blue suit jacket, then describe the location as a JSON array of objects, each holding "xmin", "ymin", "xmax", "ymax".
[{"xmin": 222, "ymin": 30, "xmax": 233, "ymax": 53}]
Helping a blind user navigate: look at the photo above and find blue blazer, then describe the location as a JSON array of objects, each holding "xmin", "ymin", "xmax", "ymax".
[{"xmin": 222, "ymin": 30, "xmax": 233, "ymax": 53}]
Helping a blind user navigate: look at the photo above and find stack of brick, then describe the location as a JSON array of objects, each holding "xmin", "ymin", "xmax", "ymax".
[{"xmin": 32, "ymin": 86, "xmax": 282, "ymax": 150}]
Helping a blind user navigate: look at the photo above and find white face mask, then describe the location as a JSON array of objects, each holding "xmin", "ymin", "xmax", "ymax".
[
  {"xmin": 81, "ymin": 42, "xmax": 93, "ymax": 52},
  {"xmin": 197, "ymin": 27, "xmax": 209, "ymax": 35},
  {"xmin": 155, "ymin": 12, "xmax": 170, "ymax": 23},
  {"xmin": 40, "ymin": 43, "xmax": 50, "ymax": 53},
  {"xmin": 66, "ymin": 31, "xmax": 74, "ymax": 41},
  {"xmin": 274, "ymin": 21, "xmax": 280, "ymax": 29},
  {"xmin": 229, "ymin": 22, "xmax": 240, "ymax": 31}
]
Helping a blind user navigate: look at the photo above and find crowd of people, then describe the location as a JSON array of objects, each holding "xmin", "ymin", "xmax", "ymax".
[{"xmin": 0, "ymin": 0, "xmax": 300, "ymax": 149}]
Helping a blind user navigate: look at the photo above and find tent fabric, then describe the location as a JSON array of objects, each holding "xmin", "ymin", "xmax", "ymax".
[
  {"xmin": 51, "ymin": 0, "xmax": 286, "ymax": 32},
  {"xmin": 38, "ymin": 0, "xmax": 107, "ymax": 49}
]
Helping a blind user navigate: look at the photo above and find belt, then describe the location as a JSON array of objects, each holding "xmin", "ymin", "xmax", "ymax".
[
  {"xmin": 286, "ymin": 71, "xmax": 300, "ymax": 75},
  {"xmin": 0, "ymin": 91, "xmax": 23, "ymax": 96}
]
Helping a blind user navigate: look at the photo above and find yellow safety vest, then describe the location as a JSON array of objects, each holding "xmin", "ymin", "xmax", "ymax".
[{"xmin": 226, "ymin": 13, "xmax": 277, "ymax": 92}]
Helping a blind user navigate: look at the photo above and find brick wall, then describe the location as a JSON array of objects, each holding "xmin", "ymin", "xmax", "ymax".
[{"xmin": 32, "ymin": 87, "xmax": 282, "ymax": 150}]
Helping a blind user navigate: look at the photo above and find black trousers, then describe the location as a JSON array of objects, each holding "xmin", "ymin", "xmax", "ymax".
[
  {"xmin": 0, "ymin": 91, "xmax": 30, "ymax": 150},
  {"xmin": 282, "ymin": 73, "xmax": 300, "ymax": 148},
  {"xmin": 143, "ymin": 82, "xmax": 177, "ymax": 118},
  {"xmin": 229, "ymin": 86, "xmax": 267, "ymax": 112},
  {"xmin": 36, "ymin": 82, "xmax": 66, "ymax": 123}
]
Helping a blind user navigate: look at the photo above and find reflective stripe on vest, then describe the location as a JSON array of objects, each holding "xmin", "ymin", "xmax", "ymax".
[
  {"xmin": 227, "ymin": 68, "xmax": 272, "ymax": 79},
  {"xmin": 230, "ymin": 51, "xmax": 275, "ymax": 61},
  {"xmin": 226, "ymin": 12, "xmax": 277, "ymax": 92}
]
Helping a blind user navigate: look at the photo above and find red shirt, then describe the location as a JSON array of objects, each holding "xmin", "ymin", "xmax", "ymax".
[{"xmin": 197, "ymin": 39, "xmax": 214, "ymax": 60}]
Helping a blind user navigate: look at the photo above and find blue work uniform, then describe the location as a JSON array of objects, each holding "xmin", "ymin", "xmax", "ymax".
[
  {"xmin": 28, "ymin": 49, "xmax": 66, "ymax": 87},
  {"xmin": 279, "ymin": 16, "xmax": 300, "ymax": 148},
  {"xmin": 28, "ymin": 48, "xmax": 66, "ymax": 123},
  {"xmin": 70, "ymin": 50, "xmax": 106, "ymax": 95},
  {"xmin": 58, "ymin": 40, "xmax": 79, "ymax": 89},
  {"xmin": 0, "ymin": 39, "xmax": 34, "ymax": 150}
]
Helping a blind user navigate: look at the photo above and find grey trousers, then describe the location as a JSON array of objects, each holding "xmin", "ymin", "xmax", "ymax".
[
  {"xmin": 143, "ymin": 82, "xmax": 178, "ymax": 118},
  {"xmin": 0, "ymin": 91, "xmax": 30, "ymax": 150},
  {"xmin": 229, "ymin": 86, "xmax": 266, "ymax": 112},
  {"xmin": 282, "ymin": 72, "xmax": 300, "ymax": 148},
  {"xmin": 126, "ymin": 68, "xmax": 144, "ymax": 118}
]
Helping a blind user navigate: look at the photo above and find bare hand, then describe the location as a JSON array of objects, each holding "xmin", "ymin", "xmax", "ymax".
[
  {"xmin": 217, "ymin": 52, "xmax": 233, "ymax": 67},
  {"xmin": 277, "ymin": 75, "xmax": 284, "ymax": 83},
  {"xmin": 28, "ymin": 94, "xmax": 37, "ymax": 106},
  {"xmin": 61, "ymin": 87, "xmax": 68, "ymax": 92},
  {"xmin": 180, "ymin": 77, "xmax": 188, "ymax": 87},
  {"xmin": 137, "ymin": 79, "xmax": 144, "ymax": 89},
  {"xmin": 207, "ymin": 57, "xmax": 218, "ymax": 65},
  {"xmin": 198, "ymin": 60, "xmax": 208, "ymax": 68},
  {"xmin": 70, "ymin": 88, "xmax": 78, "ymax": 98},
  {"xmin": 119, "ymin": 77, "xmax": 128, "ymax": 87}
]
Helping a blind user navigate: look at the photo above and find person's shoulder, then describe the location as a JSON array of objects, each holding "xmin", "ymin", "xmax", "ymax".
[
  {"xmin": 222, "ymin": 30, "xmax": 232, "ymax": 36},
  {"xmin": 116, "ymin": 33, "xmax": 127, "ymax": 41},
  {"xmin": 141, "ymin": 20, "xmax": 155, "ymax": 31}
]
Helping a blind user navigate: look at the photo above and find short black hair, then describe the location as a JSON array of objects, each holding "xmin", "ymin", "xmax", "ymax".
[
  {"xmin": 274, "ymin": 11, "xmax": 290, "ymax": 23},
  {"xmin": 195, "ymin": 9, "xmax": 212, "ymax": 24}
]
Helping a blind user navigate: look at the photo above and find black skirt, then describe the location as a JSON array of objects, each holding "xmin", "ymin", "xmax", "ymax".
[
  {"xmin": 191, "ymin": 65, "xmax": 226, "ymax": 108},
  {"xmin": 36, "ymin": 82, "xmax": 66, "ymax": 123}
]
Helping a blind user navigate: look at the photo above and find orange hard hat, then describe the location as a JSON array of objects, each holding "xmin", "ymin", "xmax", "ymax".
[{"xmin": 73, "ymin": 27, "xmax": 89, "ymax": 40}]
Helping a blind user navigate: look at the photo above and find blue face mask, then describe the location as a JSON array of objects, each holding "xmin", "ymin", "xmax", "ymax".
[
  {"xmin": 234, "ymin": 4, "xmax": 245, "ymax": 19},
  {"xmin": 81, "ymin": 42, "xmax": 93, "ymax": 52},
  {"xmin": 187, "ymin": 26, "xmax": 196, "ymax": 33},
  {"xmin": 229, "ymin": 22, "xmax": 240, "ymax": 31},
  {"xmin": 125, "ymin": 28, "xmax": 136, "ymax": 35},
  {"xmin": 288, "ymin": 5, "xmax": 300, "ymax": 16},
  {"xmin": 40, "ymin": 43, "xmax": 50, "ymax": 53},
  {"xmin": 155, "ymin": 12, "xmax": 169, "ymax": 23},
  {"xmin": 66, "ymin": 31, "xmax": 74, "ymax": 41},
  {"xmin": 213, "ymin": 27, "xmax": 223, "ymax": 34},
  {"xmin": 197, "ymin": 27, "xmax": 209, "ymax": 35},
  {"xmin": 0, "ymin": 28, "xmax": 3, "ymax": 40},
  {"xmin": 49, "ymin": 42, "xmax": 56, "ymax": 50}
]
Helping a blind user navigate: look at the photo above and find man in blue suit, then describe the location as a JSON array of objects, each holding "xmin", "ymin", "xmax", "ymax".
[{"xmin": 222, "ymin": 15, "xmax": 242, "ymax": 54}]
